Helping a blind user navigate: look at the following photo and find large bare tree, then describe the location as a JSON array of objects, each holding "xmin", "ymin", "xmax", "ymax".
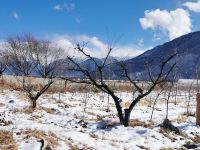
[{"xmin": 63, "ymin": 43, "xmax": 176, "ymax": 126}]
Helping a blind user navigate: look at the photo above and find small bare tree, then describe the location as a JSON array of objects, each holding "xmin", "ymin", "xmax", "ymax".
[
  {"xmin": 186, "ymin": 81, "xmax": 195, "ymax": 116},
  {"xmin": 63, "ymin": 43, "xmax": 176, "ymax": 126},
  {"xmin": 5, "ymin": 34, "xmax": 58, "ymax": 109}
]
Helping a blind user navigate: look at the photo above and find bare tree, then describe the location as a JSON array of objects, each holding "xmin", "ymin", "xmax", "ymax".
[
  {"xmin": 63, "ymin": 43, "xmax": 176, "ymax": 126},
  {"xmin": 0, "ymin": 54, "xmax": 7, "ymax": 77},
  {"xmin": 34, "ymin": 41, "xmax": 65, "ymax": 78},
  {"xmin": 150, "ymin": 85, "xmax": 164, "ymax": 121},
  {"xmin": 0, "ymin": 52, "xmax": 8, "ymax": 92},
  {"xmin": 6, "ymin": 34, "xmax": 37, "ymax": 77},
  {"xmin": 165, "ymin": 82, "xmax": 173, "ymax": 119},
  {"xmin": 5, "ymin": 34, "xmax": 56, "ymax": 109},
  {"xmin": 185, "ymin": 81, "xmax": 195, "ymax": 116}
]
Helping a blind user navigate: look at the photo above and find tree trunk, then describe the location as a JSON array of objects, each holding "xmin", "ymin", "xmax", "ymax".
[
  {"xmin": 112, "ymin": 96, "xmax": 124, "ymax": 125},
  {"xmin": 22, "ymin": 76, "xmax": 25, "ymax": 89},
  {"xmin": 106, "ymin": 94, "xmax": 110, "ymax": 112},
  {"xmin": 1, "ymin": 75, "xmax": 3, "ymax": 93},
  {"xmin": 124, "ymin": 109, "xmax": 131, "ymax": 127},
  {"xmin": 32, "ymin": 100, "xmax": 37, "ymax": 109}
]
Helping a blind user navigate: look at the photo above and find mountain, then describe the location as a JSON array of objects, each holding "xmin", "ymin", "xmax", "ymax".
[
  {"xmin": 117, "ymin": 31, "xmax": 200, "ymax": 80},
  {"xmin": 3, "ymin": 31, "xmax": 200, "ymax": 80}
]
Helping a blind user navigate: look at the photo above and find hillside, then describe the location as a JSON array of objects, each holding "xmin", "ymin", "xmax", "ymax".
[{"xmin": 122, "ymin": 31, "xmax": 200, "ymax": 79}]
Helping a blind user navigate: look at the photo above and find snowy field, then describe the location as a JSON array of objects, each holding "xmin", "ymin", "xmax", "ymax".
[{"xmin": 0, "ymin": 89, "xmax": 200, "ymax": 150}]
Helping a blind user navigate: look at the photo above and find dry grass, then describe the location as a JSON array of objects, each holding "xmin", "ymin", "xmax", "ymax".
[
  {"xmin": 19, "ymin": 104, "xmax": 58, "ymax": 115},
  {"xmin": 22, "ymin": 129, "xmax": 59, "ymax": 148},
  {"xmin": 66, "ymin": 137, "xmax": 95, "ymax": 150},
  {"xmin": 129, "ymin": 119, "xmax": 154, "ymax": 128},
  {"xmin": 20, "ymin": 107, "xmax": 34, "ymax": 114},
  {"xmin": 0, "ymin": 130, "xmax": 18, "ymax": 150},
  {"xmin": 122, "ymin": 98, "xmax": 166, "ymax": 108},
  {"xmin": 159, "ymin": 127, "xmax": 187, "ymax": 143},
  {"xmin": 191, "ymin": 135, "xmax": 200, "ymax": 144},
  {"xmin": 122, "ymin": 101, "xmax": 132, "ymax": 108},
  {"xmin": 39, "ymin": 106, "xmax": 55, "ymax": 114},
  {"xmin": 16, "ymin": 94, "xmax": 29, "ymax": 102},
  {"xmin": 0, "ymin": 102, "xmax": 5, "ymax": 107},
  {"xmin": 159, "ymin": 148, "xmax": 174, "ymax": 150},
  {"xmin": 159, "ymin": 128, "xmax": 178, "ymax": 142},
  {"xmin": 1, "ymin": 75, "xmax": 200, "ymax": 94},
  {"xmin": 138, "ymin": 99, "xmax": 152, "ymax": 107},
  {"xmin": 176, "ymin": 115, "xmax": 188, "ymax": 123},
  {"xmin": 0, "ymin": 75, "xmax": 153, "ymax": 93}
]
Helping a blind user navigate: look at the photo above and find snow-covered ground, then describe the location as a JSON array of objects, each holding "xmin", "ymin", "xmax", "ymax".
[{"xmin": 0, "ymin": 90, "xmax": 199, "ymax": 150}]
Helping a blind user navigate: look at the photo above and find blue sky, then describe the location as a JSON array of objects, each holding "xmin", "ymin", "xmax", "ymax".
[{"xmin": 1, "ymin": 0, "xmax": 200, "ymax": 58}]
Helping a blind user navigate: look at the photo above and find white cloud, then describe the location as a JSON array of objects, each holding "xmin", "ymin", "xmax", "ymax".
[
  {"xmin": 13, "ymin": 12, "xmax": 19, "ymax": 20},
  {"xmin": 111, "ymin": 46, "xmax": 146, "ymax": 59},
  {"xmin": 51, "ymin": 34, "xmax": 147, "ymax": 59},
  {"xmin": 183, "ymin": 0, "xmax": 200, "ymax": 12},
  {"xmin": 139, "ymin": 8, "xmax": 192, "ymax": 40},
  {"xmin": 53, "ymin": 3, "xmax": 75, "ymax": 12},
  {"xmin": 53, "ymin": 5, "xmax": 62, "ymax": 11}
]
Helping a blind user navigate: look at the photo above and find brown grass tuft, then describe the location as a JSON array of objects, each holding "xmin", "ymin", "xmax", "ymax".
[
  {"xmin": 159, "ymin": 148, "xmax": 174, "ymax": 150},
  {"xmin": 176, "ymin": 115, "xmax": 187, "ymax": 124},
  {"xmin": 0, "ymin": 130, "xmax": 18, "ymax": 150},
  {"xmin": 22, "ymin": 129, "xmax": 59, "ymax": 148},
  {"xmin": 0, "ymin": 102, "xmax": 5, "ymax": 107},
  {"xmin": 129, "ymin": 119, "xmax": 154, "ymax": 128},
  {"xmin": 192, "ymin": 135, "xmax": 200, "ymax": 144}
]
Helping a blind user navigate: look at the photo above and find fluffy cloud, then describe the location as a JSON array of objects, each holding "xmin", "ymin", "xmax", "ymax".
[
  {"xmin": 140, "ymin": 8, "xmax": 192, "ymax": 40},
  {"xmin": 52, "ymin": 34, "xmax": 146, "ymax": 59},
  {"xmin": 13, "ymin": 12, "xmax": 19, "ymax": 20},
  {"xmin": 183, "ymin": 0, "xmax": 200, "ymax": 12}
]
